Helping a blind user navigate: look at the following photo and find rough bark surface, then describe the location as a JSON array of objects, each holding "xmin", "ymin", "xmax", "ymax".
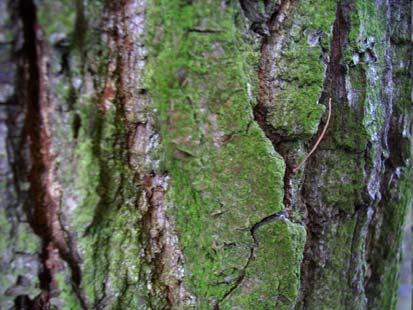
[{"xmin": 0, "ymin": 0, "xmax": 411, "ymax": 309}]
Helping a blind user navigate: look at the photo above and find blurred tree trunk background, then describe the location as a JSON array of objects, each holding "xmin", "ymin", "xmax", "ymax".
[{"xmin": 0, "ymin": 0, "xmax": 411, "ymax": 309}]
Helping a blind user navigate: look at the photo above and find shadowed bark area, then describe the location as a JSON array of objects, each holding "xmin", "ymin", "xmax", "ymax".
[{"xmin": 0, "ymin": 0, "xmax": 411, "ymax": 309}]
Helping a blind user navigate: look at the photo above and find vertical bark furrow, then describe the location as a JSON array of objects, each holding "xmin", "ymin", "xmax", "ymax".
[
  {"xmin": 96, "ymin": 1, "xmax": 194, "ymax": 307},
  {"xmin": 298, "ymin": 2, "xmax": 356, "ymax": 307},
  {"xmin": 141, "ymin": 173, "xmax": 194, "ymax": 307},
  {"xmin": 16, "ymin": 1, "xmax": 87, "ymax": 308},
  {"xmin": 297, "ymin": 0, "xmax": 412, "ymax": 308},
  {"xmin": 254, "ymin": 0, "xmax": 298, "ymax": 214}
]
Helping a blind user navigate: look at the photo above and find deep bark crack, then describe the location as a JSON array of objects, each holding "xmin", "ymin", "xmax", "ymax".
[
  {"xmin": 297, "ymin": 1, "xmax": 374, "ymax": 307},
  {"xmin": 17, "ymin": 0, "xmax": 88, "ymax": 308},
  {"xmin": 253, "ymin": 0, "xmax": 297, "ymax": 213}
]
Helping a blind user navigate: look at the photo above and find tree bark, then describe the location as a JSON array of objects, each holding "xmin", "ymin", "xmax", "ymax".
[{"xmin": 0, "ymin": 0, "xmax": 411, "ymax": 309}]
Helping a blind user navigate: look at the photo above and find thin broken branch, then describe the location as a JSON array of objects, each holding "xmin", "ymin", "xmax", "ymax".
[{"xmin": 293, "ymin": 97, "xmax": 332, "ymax": 173}]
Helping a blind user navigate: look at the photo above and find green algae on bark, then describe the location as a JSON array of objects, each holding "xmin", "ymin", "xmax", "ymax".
[
  {"xmin": 267, "ymin": 0, "xmax": 336, "ymax": 139},
  {"xmin": 1, "ymin": 0, "xmax": 410, "ymax": 308},
  {"xmin": 145, "ymin": 0, "xmax": 305, "ymax": 307},
  {"xmin": 298, "ymin": 0, "xmax": 412, "ymax": 308},
  {"xmin": 222, "ymin": 220, "xmax": 306, "ymax": 309}
]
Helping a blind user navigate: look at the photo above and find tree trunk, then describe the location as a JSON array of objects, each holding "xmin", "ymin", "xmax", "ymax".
[{"xmin": 0, "ymin": 0, "xmax": 411, "ymax": 309}]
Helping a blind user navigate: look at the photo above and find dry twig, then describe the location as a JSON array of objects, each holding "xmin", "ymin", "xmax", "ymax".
[{"xmin": 293, "ymin": 97, "xmax": 332, "ymax": 173}]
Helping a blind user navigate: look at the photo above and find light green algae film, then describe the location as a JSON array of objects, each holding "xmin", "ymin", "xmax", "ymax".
[{"xmin": 145, "ymin": 0, "xmax": 305, "ymax": 307}]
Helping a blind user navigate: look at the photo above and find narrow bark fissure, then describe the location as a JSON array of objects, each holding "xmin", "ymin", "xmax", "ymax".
[
  {"xmin": 253, "ymin": 103, "xmax": 295, "ymax": 211},
  {"xmin": 17, "ymin": 0, "xmax": 88, "ymax": 308},
  {"xmin": 253, "ymin": 0, "xmax": 297, "ymax": 215},
  {"xmin": 298, "ymin": 2, "xmax": 352, "ymax": 307},
  {"xmin": 218, "ymin": 252, "xmax": 252, "ymax": 306}
]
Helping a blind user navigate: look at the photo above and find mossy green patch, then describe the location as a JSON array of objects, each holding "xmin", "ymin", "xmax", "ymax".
[
  {"xmin": 55, "ymin": 271, "xmax": 80, "ymax": 309},
  {"xmin": 346, "ymin": 0, "xmax": 387, "ymax": 143},
  {"xmin": 37, "ymin": 0, "xmax": 76, "ymax": 39},
  {"xmin": 73, "ymin": 102, "xmax": 147, "ymax": 307},
  {"xmin": 268, "ymin": 0, "xmax": 336, "ymax": 138},
  {"xmin": 0, "ymin": 208, "xmax": 10, "ymax": 260},
  {"xmin": 222, "ymin": 220, "xmax": 306, "ymax": 309},
  {"xmin": 145, "ymin": 0, "xmax": 305, "ymax": 307},
  {"xmin": 166, "ymin": 124, "xmax": 286, "ymax": 303},
  {"xmin": 0, "ymin": 209, "xmax": 14, "ymax": 307},
  {"xmin": 313, "ymin": 149, "xmax": 365, "ymax": 212},
  {"xmin": 330, "ymin": 102, "xmax": 369, "ymax": 152}
]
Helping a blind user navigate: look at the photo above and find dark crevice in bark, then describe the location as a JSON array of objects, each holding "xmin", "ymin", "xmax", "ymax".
[
  {"xmin": 253, "ymin": 103, "xmax": 296, "ymax": 211},
  {"xmin": 298, "ymin": 2, "xmax": 352, "ymax": 307},
  {"xmin": 186, "ymin": 28, "xmax": 223, "ymax": 34},
  {"xmin": 73, "ymin": 0, "xmax": 87, "ymax": 60},
  {"xmin": 16, "ymin": 0, "xmax": 88, "ymax": 308},
  {"xmin": 253, "ymin": 0, "xmax": 297, "ymax": 212},
  {"xmin": 0, "ymin": 3, "xmax": 36, "ymax": 306}
]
